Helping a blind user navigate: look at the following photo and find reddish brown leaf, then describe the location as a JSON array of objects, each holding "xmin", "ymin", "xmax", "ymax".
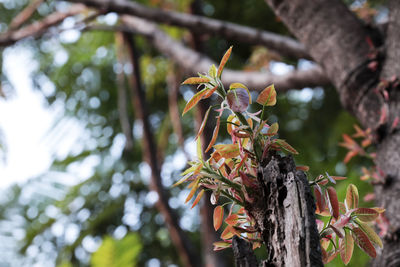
[
  {"xmin": 185, "ymin": 177, "xmax": 200, "ymax": 203},
  {"xmin": 357, "ymin": 220, "xmax": 383, "ymax": 248},
  {"xmin": 296, "ymin": 165, "xmax": 310, "ymax": 171},
  {"xmin": 327, "ymin": 186, "xmax": 340, "ymax": 220},
  {"xmin": 217, "ymin": 46, "xmax": 233, "ymax": 77},
  {"xmin": 352, "ymin": 227, "xmax": 377, "ymax": 258},
  {"xmin": 314, "ymin": 186, "xmax": 326, "ymax": 213},
  {"xmin": 203, "ymin": 85, "xmax": 218, "ymax": 99},
  {"xmin": 352, "ymin": 208, "xmax": 379, "ymax": 222},
  {"xmin": 182, "ymin": 88, "xmax": 209, "ymax": 116},
  {"xmin": 221, "ymin": 225, "xmax": 234, "ymax": 240},
  {"xmin": 274, "ymin": 139, "xmax": 299, "ymax": 154},
  {"xmin": 213, "ymin": 205, "xmax": 224, "ymax": 231}
]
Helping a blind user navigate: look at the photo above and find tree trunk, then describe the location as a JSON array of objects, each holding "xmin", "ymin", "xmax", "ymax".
[{"xmin": 234, "ymin": 154, "xmax": 323, "ymax": 267}]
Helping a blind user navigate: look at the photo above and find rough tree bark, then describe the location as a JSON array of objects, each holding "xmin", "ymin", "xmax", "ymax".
[{"xmin": 233, "ymin": 154, "xmax": 323, "ymax": 267}]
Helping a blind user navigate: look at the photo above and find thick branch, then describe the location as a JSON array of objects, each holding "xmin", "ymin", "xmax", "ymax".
[
  {"xmin": 264, "ymin": 0, "xmax": 378, "ymax": 114},
  {"xmin": 247, "ymin": 155, "xmax": 323, "ymax": 266},
  {"xmin": 0, "ymin": 4, "xmax": 86, "ymax": 47},
  {"xmin": 381, "ymin": 0, "xmax": 400, "ymax": 79},
  {"xmin": 120, "ymin": 16, "xmax": 330, "ymax": 91},
  {"xmin": 122, "ymin": 33, "xmax": 198, "ymax": 267},
  {"xmin": 9, "ymin": 0, "xmax": 44, "ymax": 30},
  {"xmin": 66, "ymin": 0, "xmax": 309, "ymax": 59}
]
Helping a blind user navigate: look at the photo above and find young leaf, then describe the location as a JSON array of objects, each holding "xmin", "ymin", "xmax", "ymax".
[
  {"xmin": 296, "ymin": 165, "xmax": 310, "ymax": 171},
  {"xmin": 274, "ymin": 139, "xmax": 299, "ymax": 154},
  {"xmin": 203, "ymin": 85, "xmax": 218, "ymax": 99},
  {"xmin": 256, "ymin": 84, "xmax": 276, "ymax": 106},
  {"xmin": 221, "ymin": 225, "xmax": 235, "ymax": 240},
  {"xmin": 226, "ymin": 88, "xmax": 250, "ymax": 112},
  {"xmin": 182, "ymin": 77, "xmax": 210, "ymax": 85},
  {"xmin": 357, "ymin": 220, "xmax": 383, "ymax": 248},
  {"xmin": 213, "ymin": 205, "xmax": 224, "ymax": 231},
  {"xmin": 205, "ymin": 117, "xmax": 221, "ymax": 152},
  {"xmin": 352, "ymin": 227, "xmax": 377, "ymax": 258},
  {"xmin": 182, "ymin": 88, "xmax": 209, "ymax": 116},
  {"xmin": 314, "ymin": 185, "xmax": 326, "ymax": 213},
  {"xmin": 197, "ymin": 137, "xmax": 203, "ymax": 162},
  {"xmin": 327, "ymin": 186, "xmax": 340, "ymax": 220},
  {"xmin": 225, "ymin": 214, "xmax": 239, "ymax": 225},
  {"xmin": 352, "ymin": 208, "xmax": 379, "ymax": 222},
  {"xmin": 196, "ymin": 106, "xmax": 212, "ymax": 140},
  {"xmin": 340, "ymin": 229, "xmax": 354, "ymax": 265},
  {"xmin": 218, "ymin": 46, "xmax": 233, "ymax": 77},
  {"xmin": 209, "ymin": 64, "xmax": 217, "ymax": 78},
  {"xmin": 267, "ymin": 122, "xmax": 279, "ymax": 136},
  {"xmin": 214, "ymin": 144, "xmax": 240, "ymax": 158},
  {"xmin": 191, "ymin": 189, "xmax": 205, "ymax": 209},
  {"xmin": 213, "ymin": 241, "xmax": 232, "ymax": 251},
  {"xmin": 229, "ymin": 82, "xmax": 252, "ymax": 103},
  {"xmin": 345, "ymin": 184, "xmax": 359, "ymax": 210},
  {"xmin": 185, "ymin": 178, "xmax": 200, "ymax": 203}
]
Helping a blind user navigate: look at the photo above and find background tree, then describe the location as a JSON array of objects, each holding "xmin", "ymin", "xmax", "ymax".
[{"xmin": 0, "ymin": 0, "xmax": 395, "ymax": 266}]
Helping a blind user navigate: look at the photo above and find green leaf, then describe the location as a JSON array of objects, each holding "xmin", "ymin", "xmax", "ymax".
[
  {"xmin": 209, "ymin": 64, "xmax": 217, "ymax": 78},
  {"xmin": 267, "ymin": 122, "xmax": 279, "ymax": 136},
  {"xmin": 274, "ymin": 139, "xmax": 299, "ymax": 154},
  {"xmin": 357, "ymin": 220, "xmax": 383, "ymax": 248},
  {"xmin": 197, "ymin": 137, "xmax": 203, "ymax": 162}
]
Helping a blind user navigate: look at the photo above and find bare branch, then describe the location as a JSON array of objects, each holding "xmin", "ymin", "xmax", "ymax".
[
  {"xmin": 9, "ymin": 0, "xmax": 44, "ymax": 30},
  {"xmin": 120, "ymin": 16, "xmax": 330, "ymax": 91},
  {"xmin": 121, "ymin": 32, "xmax": 199, "ymax": 267},
  {"xmin": 65, "ymin": 0, "xmax": 309, "ymax": 59},
  {"xmin": 0, "ymin": 4, "xmax": 86, "ymax": 47}
]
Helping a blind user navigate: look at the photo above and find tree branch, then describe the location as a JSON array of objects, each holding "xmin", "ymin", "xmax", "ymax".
[
  {"xmin": 381, "ymin": 0, "xmax": 400, "ymax": 79},
  {"xmin": 9, "ymin": 0, "xmax": 44, "ymax": 30},
  {"xmin": 65, "ymin": 0, "xmax": 309, "ymax": 59},
  {"xmin": 0, "ymin": 4, "xmax": 86, "ymax": 47},
  {"xmin": 120, "ymin": 16, "xmax": 330, "ymax": 92},
  {"xmin": 121, "ymin": 32, "xmax": 199, "ymax": 267}
]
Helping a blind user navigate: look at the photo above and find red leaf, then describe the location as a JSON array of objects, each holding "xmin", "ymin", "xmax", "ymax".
[
  {"xmin": 352, "ymin": 227, "xmax": 377, "ymax": 258},
  {"xmin": 218, "ymin": 46, "xmax": 233, "ymax": 77},
  {"xmin": 327, "ymin": 186, "xmax": 340, "ymax": 220},
  {"xmin": 314, "ymin": 185, "xmax": 326, "ymax": 213},
  {"xmin": 213, "ymin": 206, "xmax": 224, "ymax": 231},
  {"xmin": 182, "ymin": 88, "xmax": 209, "ymax": 116}
]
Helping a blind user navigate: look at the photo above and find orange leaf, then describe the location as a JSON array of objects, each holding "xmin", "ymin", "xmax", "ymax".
[
  {"xmin": 203, "ymin": 85, "xmax": 218, "ymax": 99},
  {"xmin": 345, "ymin": 184, "xmax": 359, "ymax": 210},
  {"xmin": 185, "ymin": 177, "xmax": 200, "ymax": 203},
  {"xmin": 221, "ymin": 225, "xmax": 234, "ymax": 240},
  {"xmin": 217, "ymin": 46, "xmax": 233, "ymax": 77},
  {"xmin": 213, "ymin": 144, "xmax": 240, "ymax": 158},
  {"xmin": 352, "ymin": 208, "xmax": 379, "ymax": 222},
  {"xmin": 352, "ymin": 227, "xmax": 377, "ymax": 258},
  {"xmin": 191, "ymin": 189, "xmax": 205, "ymax": 209},
  {"xmin": 195, "ymin": 106, "xmax": 212, "ymax": 140},
  {"xmin": 344, "ymin": 150, "xmax": 358, "ymax": 164},
  {"xmin": 340, "ymin": 230, "xmax": 354, "ymax": 265},
  {"xmin": 182, "ymin": 77, "xmax": 210, "ymax": 85},
  {"xmin": 213, "ymin": 205, "xmax": 224, "ymax": 231},
  {"xmin": 296, "ymin": 165, "xmax": 310, "ymax": 171},
  {"xmin": 256, "ymin": 84, "xmax": 276, "ymax": 106},
  {"xmin": 225, "ymin": 214, "xmax": 238, "ymax": 225},
  {"xmin": 205, "ymin": 116, "xmax": 220, "ymax": 152},
  {"xmin": 327, "ymin": 186, "xmax": 340, "ymax": 220},
  {"xmin": 182, "ymin": 88, "xmax": 209, "ymax": 116}
]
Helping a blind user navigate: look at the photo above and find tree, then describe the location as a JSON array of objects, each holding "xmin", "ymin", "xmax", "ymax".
[{"xmin": 0, "ymin": 0, "xmax": 397, "ymax": 266}]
